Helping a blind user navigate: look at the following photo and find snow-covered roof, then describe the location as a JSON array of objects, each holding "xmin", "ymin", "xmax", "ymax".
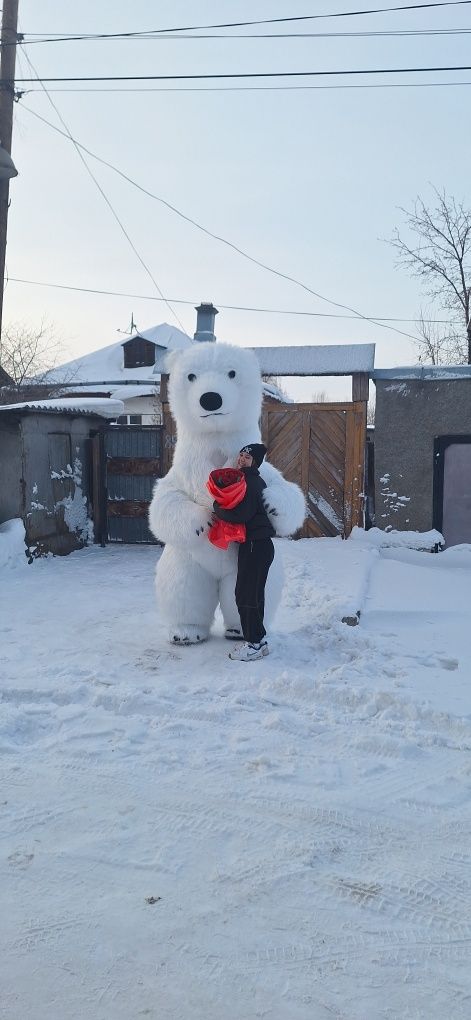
[
  {"xmin": 251, "ymin": 344, "xmax": 375, "ymax": 376},
  {"xmin": 42, "ymin": 322, "xmax": 191, "ymax": 387},
  {"xmin": 373, "ymin": 365, "xmax": 471, "ymax": 381},
  {"xmin": 0, "ymin": 397, "xmax": 125, "ymax": 418},
  {"xmin": 107, "ymin": 384, "xmax": 158, "ymax": 401}
]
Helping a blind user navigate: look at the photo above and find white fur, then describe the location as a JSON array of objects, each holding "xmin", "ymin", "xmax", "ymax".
[{"xmin": 148, "ymin": 342, "xmax": 305, "ymax": 642}]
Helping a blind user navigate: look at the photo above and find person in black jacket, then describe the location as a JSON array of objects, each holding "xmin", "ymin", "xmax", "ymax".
[{"xmin": 212, "ymin": 443, "xmax": 275, "ymax": 661}]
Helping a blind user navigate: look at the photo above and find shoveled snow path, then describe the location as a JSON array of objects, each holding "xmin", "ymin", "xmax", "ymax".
[{"xmin": 1, "ymin": 540, "xmax": 471, "ymax": 1019}]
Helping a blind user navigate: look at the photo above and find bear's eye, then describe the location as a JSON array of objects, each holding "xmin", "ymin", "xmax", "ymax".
[
  {"xmin": 228, "ymin": 370, "xmax": 236, "ymax": 379},
  {"xmin": 188, "ymin": 373, "xmax": 196, "ymax": 382}
]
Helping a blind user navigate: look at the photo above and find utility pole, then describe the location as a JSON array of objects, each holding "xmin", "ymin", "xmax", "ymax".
[{"xmin": 0, "ymin": 0, "xmax": 19, "ymax": 341}]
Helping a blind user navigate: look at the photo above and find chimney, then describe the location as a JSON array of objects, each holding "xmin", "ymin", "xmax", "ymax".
[{"xmin": 194, "ymin": 302, "xmax": 218, "ymax": 343}]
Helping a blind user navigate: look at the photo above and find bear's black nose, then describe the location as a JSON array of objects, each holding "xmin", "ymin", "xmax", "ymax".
[{"xmin": 200, "ymin": 391, "xmax": 223, "ymax": 411}]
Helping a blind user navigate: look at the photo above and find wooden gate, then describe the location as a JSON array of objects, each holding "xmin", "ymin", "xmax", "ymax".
[{"xmin": 261, "ymin": 401, "xmax": 366, "ymax": 538}]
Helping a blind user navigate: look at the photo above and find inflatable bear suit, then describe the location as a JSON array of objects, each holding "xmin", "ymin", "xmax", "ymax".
[{"xmin": 148, "ymin": 342, "xmax": 305, "ymax": 643}]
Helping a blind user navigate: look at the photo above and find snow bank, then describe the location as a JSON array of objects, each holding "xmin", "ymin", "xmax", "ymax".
[
  {"xmin": 350, "ymin": 525, "xmax": 443, "ymax": 551},
  {"xmin": 0, "ymin": 519, "xmax": 27, "ymax": 568},
  {"xmin": 437, "ymin": 543, "xmax": 471, "ymax": 567}
]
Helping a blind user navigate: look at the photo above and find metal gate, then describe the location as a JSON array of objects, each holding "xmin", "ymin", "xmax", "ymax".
[
  {"xmin": 261, "ymin": 401, "xmax": 366, "ymax": 538},
  {"xmin": 92, "ymin": 425, "xmax": 162, "ymax": 544}
]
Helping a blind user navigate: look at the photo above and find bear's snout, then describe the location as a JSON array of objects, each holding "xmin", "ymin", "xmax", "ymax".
[{"xmin": 199, "ymin": 391, "xmax": 223, "ymax": 412}]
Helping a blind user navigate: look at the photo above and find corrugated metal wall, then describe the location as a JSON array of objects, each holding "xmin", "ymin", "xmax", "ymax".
[{"xmin": 105, "ymin": 426, "xmax": 162, "ymax": 544}]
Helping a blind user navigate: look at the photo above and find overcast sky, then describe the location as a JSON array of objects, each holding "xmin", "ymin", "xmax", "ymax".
[{"xmin": 4, "ymin": 0, "xmax": 471, "ymax": 398}]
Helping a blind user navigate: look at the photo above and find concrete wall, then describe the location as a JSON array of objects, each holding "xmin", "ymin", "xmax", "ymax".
[{"xmin": 374, "ymin": 378, "xmax": 471, "ymax": 532}]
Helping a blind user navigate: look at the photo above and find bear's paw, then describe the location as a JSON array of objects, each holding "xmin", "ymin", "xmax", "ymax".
[{"xmin": 170, "ymin": 625, "xmax": 209, "ymax": 645}]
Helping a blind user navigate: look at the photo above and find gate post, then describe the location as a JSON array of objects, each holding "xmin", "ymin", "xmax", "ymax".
[
  {"xmin": 350, "ymin": 374, "xmax": 369, "ymax": 531},
  {"xmin": 160, "ymin": 372, "xmax": 176, "ymax": 475},
  {"xmin": 90, "ymin": 427, "xmax": 107, "ymax": 546},
  {"xmin": 352, "ymin": 373, "xmax": 369, "ymax": 402}
]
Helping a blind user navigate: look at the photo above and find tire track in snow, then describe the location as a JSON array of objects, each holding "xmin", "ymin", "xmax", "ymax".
[
  {"xmin": 321, "ymin": 872, "xmax": 471, "ymax": 936},
  {"xmin": 147, "ymin": 797, "xmax": 284, "ymax": 845},
  {"xmin": 168, "ymin": 927, "xmax": 471, "ymax": 982}
]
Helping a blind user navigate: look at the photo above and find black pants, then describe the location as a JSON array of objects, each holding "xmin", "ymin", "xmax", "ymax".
[{"xmin": 235, "ymin": 538, "xmax": 274, "ymax": 645}]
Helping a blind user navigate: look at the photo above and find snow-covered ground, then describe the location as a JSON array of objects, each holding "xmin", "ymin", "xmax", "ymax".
[{"xmin": 2, "ymin": 536, "xmax": 471, "ymax": 1020}]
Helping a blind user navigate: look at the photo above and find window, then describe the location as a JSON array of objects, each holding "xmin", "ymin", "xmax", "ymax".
[
  {"xmin": 114, "ymin": 414, "xmax": 143, "ymax": 425},
  {"xmin": 122, "ymin": 337, "xmax": 156, "ymax": 369}
]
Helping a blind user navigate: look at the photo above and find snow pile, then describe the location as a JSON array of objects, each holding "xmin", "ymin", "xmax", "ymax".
[
  {"xmin": 350, "ymin": 525, "xmax": 443, "ymax": 551},
  {"xmin": 438, "ymin": 543, "xmax": 471, "ymax": 566},
  {"xmin": 0, "ymin": 518, "xmax": 26, "ymax": 568}
]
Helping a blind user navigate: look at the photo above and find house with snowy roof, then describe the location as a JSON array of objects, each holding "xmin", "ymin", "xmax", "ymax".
[
  {"xmin": 43, "ymin": 320, "xmax": 192, "ymax": 426},
  {"xmin": 42, "ymin": 304, "xmax": 290, "ymax": 423}
]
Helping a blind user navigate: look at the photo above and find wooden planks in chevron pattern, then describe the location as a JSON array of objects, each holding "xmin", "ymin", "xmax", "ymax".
[{"xmin": 261, "ymin": 401, "xmax": 366, "ymax": 538}]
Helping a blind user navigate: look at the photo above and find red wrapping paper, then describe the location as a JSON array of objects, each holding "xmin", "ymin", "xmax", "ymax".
[{"xmin": 206, "ymin": 468, "xmax": 247, "ymax": 549}]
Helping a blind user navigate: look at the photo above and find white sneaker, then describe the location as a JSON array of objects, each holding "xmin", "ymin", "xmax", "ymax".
[{"xmin": 229, "ymin": 641, "xmax": 269, "ymax": 661}]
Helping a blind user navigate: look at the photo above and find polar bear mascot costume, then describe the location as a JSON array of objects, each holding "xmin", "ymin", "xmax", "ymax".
[{"xmin": 148, "ymin": 342, "xmax": 305, "ymax": 644}]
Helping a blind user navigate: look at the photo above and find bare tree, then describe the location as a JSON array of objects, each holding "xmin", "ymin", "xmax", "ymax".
[
  {"xmin": 151, "ymin": 384, "xmax": 163, "ymax": 425},
  {"xmin": 311, "ymin": 389, "xmax": 329, "ymax": 403},
  {"xmin": 413, "ymin": 307, "xmax": 462, "ymax": 365},
  {"xmin": 367, "ymin": 397, "xmax": 376, "ymax": 426},
  {"xmin": 262, "ymin": 374, "xmax": 290, "ymax": 401},
  {"xmin": 390, "ymin": 189, "xmax": 471, "ymax": 364},
  {"xmin": 0, "ymin": 320, "xmax": 65, "ymax": 403}
]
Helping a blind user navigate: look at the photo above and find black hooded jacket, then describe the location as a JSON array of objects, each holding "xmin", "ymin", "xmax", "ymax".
[{"xmin": 213, "ymin": 465, "xmax": 275, "ymax": 541}]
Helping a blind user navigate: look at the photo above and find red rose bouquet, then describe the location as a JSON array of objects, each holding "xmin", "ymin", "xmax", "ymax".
[{"xmin": 206, "ymin": 468, "xmax": 247, "ymax": 549}]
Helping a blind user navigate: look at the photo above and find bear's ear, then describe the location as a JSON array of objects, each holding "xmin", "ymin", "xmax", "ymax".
[{"xmin": 163, "ymin": 348, "xmax": 183, "ymax": 375}]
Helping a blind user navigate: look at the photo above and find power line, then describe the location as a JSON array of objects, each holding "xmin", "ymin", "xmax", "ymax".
[
  {"xmin": 19, "ymin": 103, "xmax": 420, "ymax": 344},
  {"xmin": 15, "ymin": 27, "xmax": 471, "ymax": 44},
  {"xmin": 10, "ymin": 65, "xmax": 471, "ymax": 83},
  {"xmin": 18, "ymin": 0, "xmax": 471, "ymax": 41},
  {"xmin": 19, "ymin": 48, "xmax": 187, "ymax": 333},
  {"xmin": 20, "ymin": 81, "xmax": 471, "ymax": 93},
  {"xmin": 7, "ymin": 276, "xmax": 453, "ymax": 324}
]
